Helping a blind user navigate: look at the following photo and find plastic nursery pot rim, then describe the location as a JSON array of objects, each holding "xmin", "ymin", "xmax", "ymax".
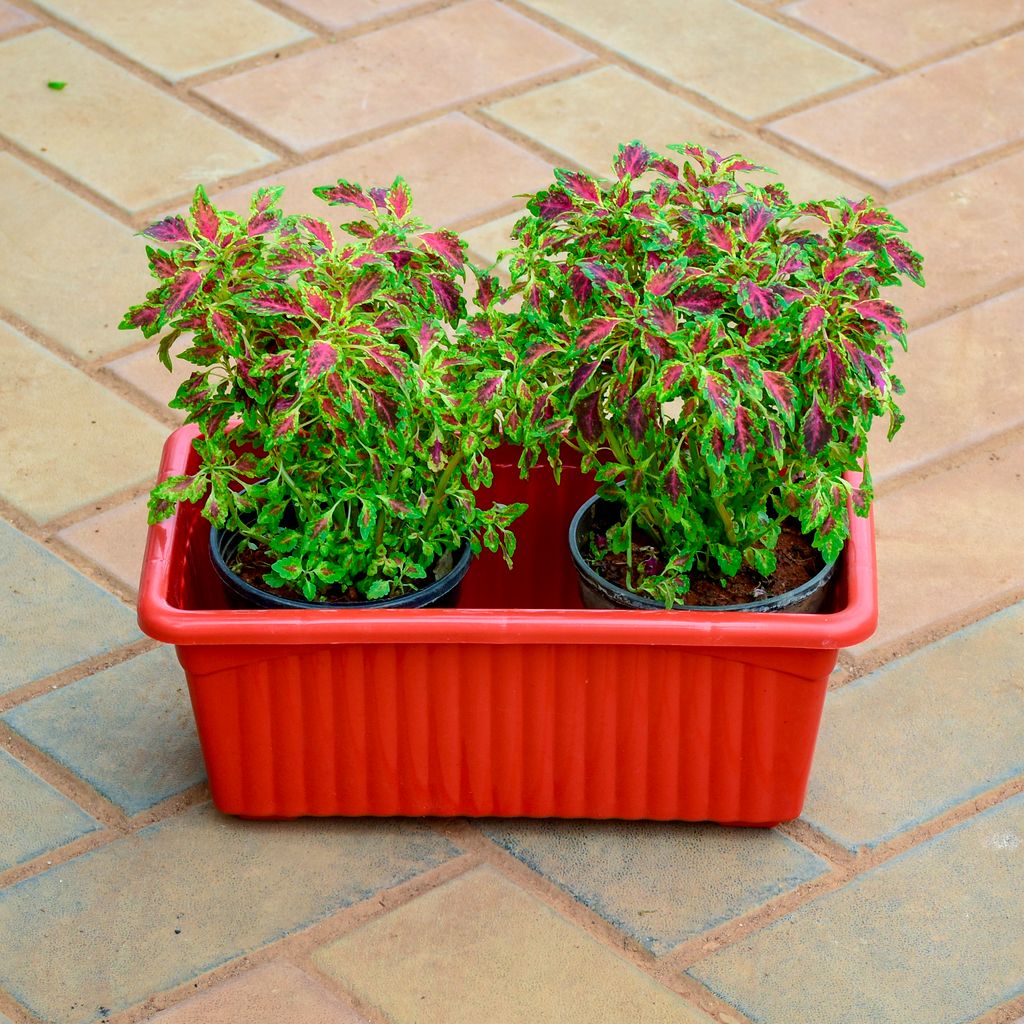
[
  {"xmin": 568, "ymin": 493, "xmax": 837, "ymax": 612},
  {"xmin": 209, "ymin": 526, "xmax": 472, "ymax": 610},
  {"xmin": 138, "ymin": 426, "xmax": 878, "ymax": 648}
]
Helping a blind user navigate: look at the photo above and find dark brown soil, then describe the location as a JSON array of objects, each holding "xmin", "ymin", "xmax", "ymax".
[{"xmin": 590, "ymin": 521, "xmax": 825, "ymax": 607}]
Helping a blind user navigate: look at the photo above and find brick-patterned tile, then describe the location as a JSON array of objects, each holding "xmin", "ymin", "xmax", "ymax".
[
  {"xmin": 517, "ymin": 0, "xmax": 871, "ymax": 118},
  {"xmin": 0, "ymin": 322, "xmax": 167, "ymax": 522},
  {"xmin": 143, "ymin": 964, "xmax": 368, "ymax": 1024},
  {"xmin": 0, "ymin": 153, "xmax": 152, "ymax": 360},
  {"xmin": 197, "ymin": 2, "xmax": 590, "ymax": 153},
  {"xmin": 314, "ymin": 867, "xmax": 714, "ymax": 1023},
  {"xmin": 854, "ymin": 439, "xmax": 1024, "ymax": 660},
  {"xmin": 104, "ymin": 345, "xmax": 189, "ymax": 422},
  {"xmin": 482, "ymin": 820, "xmax": 827, "ymax": 954},
  {"xmin": 58, "ymin": 494, "xmax": 151, "ymax": 591},
  {"xmin": 870, "ymin": 290, "xmax": 1024, "ymax": 481},
  {"xmin": 888, "ymin": 149, "xmax": 1024, "ymax": 327},
  {"xmin": 690, "ymin": 795, "xmax": 1024, "ymax": 1024},
  {"xmin": 0, "ymin": 1, "xmax": 34, "ymax": 35},
  {"xmin": 3, "ymin": 647, "xmax": 204, "ymax": 815},
  {"xmin": 771, "ymin": 33, "xmax": 1024, "ymax": 188},
  {"xmin": 0, "ymin": 748, "xmax": 99, "ymax": 871},
  {"xmin": 0, "ymin": 806, "xmax": 458, "ymax": 1024},
  {"xmin": 212, "ymin": 113, "xmax": 552, "ymax": 227},
  {"xmin": 277, "ymin": 0, "xmax": 421, "ymax": 31},
  {"xmin": 784, "ymin": 0, "xmax": 1024, "ymax": 68},
  {"xmin": 803, "ymin": 604, "xmax": 1024, "ymax": 850},
  {"xmin": 0, "ymin": 29, "xmax": 273, "ymax": 212},
  {"xmin": 0, "ymin": 519, "xmax": 140, "ymax": 694},
  {"xmin": 33, "ymin": 0, "xmax": 310, "ymax": 81},
  {"xmin": 486, "ymin": 66, "xmax": 859, "ymax": 202}
]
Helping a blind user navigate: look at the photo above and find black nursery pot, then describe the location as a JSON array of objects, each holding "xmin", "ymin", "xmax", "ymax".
[
  {"xmin": 568, "ymin": 494, "xmax": 837, "ymax": 613},
  {"xmin": 209, "ymin": 527, "xmax": 473, "ymax": 611}
]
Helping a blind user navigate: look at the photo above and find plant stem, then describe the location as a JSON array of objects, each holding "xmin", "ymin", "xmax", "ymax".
[{"xmin": 423, "ymin": 451, "xmax": 464, "ymax": 535}]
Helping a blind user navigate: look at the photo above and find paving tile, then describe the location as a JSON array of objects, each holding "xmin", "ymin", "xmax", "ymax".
[
  {"xmin": 213, "ymin": 113, "xmax": 552, "ymax": 227},
  {"xmin": 3, "ymin": 647, "xmax": 204, "ymax": 815},
  {"xmin": 804, "ymin": 604, "xmax": 1024, "ymax": 850},
  {"xmin": 887, "ymin": 148, "xmax": 1024, "ymax": 327},
  {"xmin": 197, "ymin": 2, "xmax": 590, "ymax": 153},
  {"xmin": 689, "ymin": 794, "xmax": 1024, "ymax": 1024},
  {"xmin": 105, "ymin": 345, "xmax": 190, "ymax": 421},
  {"xmin": 0, "ymin": 153, "xmax": 152, "ymax": 361},
  {"xmin": 486, "ymin": 66, "xmax": 859, "ymax": 202},
  {"xmin": 853, "ymin": 439, "xmax": 1024, "ymax": 660},
  {"xmin": 0, "ymin": 1, "xmax": 34, "ymax": 35},
  {"xmin": 144, "ymin": 963, "xmax": 368, "ymax": 1024},
  {"xmin": 0, "ymin": 519, "xmax": 140, "ymax": 694},
  {"xmin": 463, "ymin": 211, "xmax": 519, "ymax": 269},
  {"xmin": 482, "ymin": 820, "xmax": 828, "ymax": 954},
  {"xmin": 33, "ymin": 0, "xmax": 310, "ymax": 81},
  {"xmin": 0, "ymin": 805, "xmax": 458, "ymax": 1024},
  {"xmin": 58, "ymin": 494, "xmax": 151, "ymax": 592},
  {"xmin": 869, "ymin": 289, "xmax": 1024, "ymax": 481},
  {"xmin": 771, "ymin": 33, "xmax": 1024, "ymax": 189},
  {"xmin": 517, "ymin": 0, "xmax": 870, "ymax": 118},
  {"xmin": 784, "ymin": 0, "xmax": 1024, "ymax": 68},
  {"xmin": 277, "ymin": 0, "xmax": 421, "ymax": 30},
  {"xmin": 0, "ymin": 748, "xmax": 99, "ymax": 871},
  {"xmin": 0, "ymin": 321, "xmax": 168, "ymax": 522},
  {"xmin": 314, "ymin": 866, "xmax": 714, "ymax": 1024},
  {"xmin": 0, "ymin": 29, "xmax": 274, "ymax": 212}
]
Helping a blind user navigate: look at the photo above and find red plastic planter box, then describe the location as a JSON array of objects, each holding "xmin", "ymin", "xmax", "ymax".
[{"xmin": 139, "ymin": 427, "xmax": 877, "ymax": 825}]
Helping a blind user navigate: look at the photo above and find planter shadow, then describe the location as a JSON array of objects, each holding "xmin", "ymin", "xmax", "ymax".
[{"xmin": 139, "ymin": 426, "xmax": 877, "ymax": 825}]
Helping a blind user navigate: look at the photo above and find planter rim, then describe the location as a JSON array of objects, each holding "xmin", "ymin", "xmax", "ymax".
[{"xmin": 139, "ymin": 426, "xmax": 877, "ymax": 649}]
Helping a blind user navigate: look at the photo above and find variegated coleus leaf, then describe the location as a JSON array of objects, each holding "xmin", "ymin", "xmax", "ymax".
[{"xmin": 313, "ymin": 179, "xmax": 375, "ymax": 210}]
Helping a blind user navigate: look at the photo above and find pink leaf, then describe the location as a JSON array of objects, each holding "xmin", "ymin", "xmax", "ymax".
[
  {"xmin": 314, "ymin": 180, "xmax": 374, "ymax": 210},
  {"xmin": 371, "ymin": 233, "xmax": 403, "ymax": 254},
  {"xmin": 523, "ymin": 342, "xmax": 557, "ymax": 364},
  {"xmin": 347, "ymin": 273, "xmax": 381, "ymax": 309},
  {"xmin": 647, "ymin": 267, "xmax": 681, "ymax": 297},
  {"xmin": 419, "ymin": 230, "xmax": 465, "ymax": 269},
  {"xmin": 802, "ymin": 399, "xmax": 830, "ymax": 455},
  {"xmin": 644, "ymin": 333, "xmax": 673, "ymax": 359},
  {"xmin": 703, "ymin": 182, "xmax": 731, "ymax": 203},
  {"xmin": 274, "ymin": 414, "xmax": 296, "ymax": 438},
  {"xmin": 575, "ymin": 317, "xmax": 618, "ymax": 349},
  {"xmin": 823, "ymin": 253, "xmax": 862, "ymax": 283},
  {"xmin": 703, "ymin": 374, "xmax": 731, "ymax": 416},
  {"xmin": 820, "ymin": 343, "xmax": 845, "ymax": 404},
  {"xmin": 534, "ymin": 189, "xmax": 574, "ymax": 221},
  {"xmin": 733, "ymin": 406, "xmax": 753, "ymax": 453},
  {"xmin": 368, "ymin": 346, "xmax": 405, "ymax": 382},
  {"xmin": 676, "ymin": 285, "xmax": 724, "ymax": 314},
  {"xmin": 802, "ymin": 306, "xmax": 826, "ymax": 338},
  {"xmin": 475, "ymin": 376, "xmax": 502, "ymax": 404},
  {"xmin": 244, "ymin": 289, "xmax": 305, "ymax": 317},
  {"xmin": 304, "ymin": 288, "xmax": 332, "ymax": 320},
  {"xmin": 123, "ymin": 304, "xmax": 160, "ymax": 330},
  {"xmin": 190, "ymin": 186, "xmax": 220, "ymax": 244},
  {"xmin": 569, "ymin": 267, "xmax": 592, "ymax": 306},
  {"xmin": 142, "ymin": 216, "xmax": 190, "ymax": 244},
  {"xmin": 661, "ymin": 364, "xmax": 685, "ymax": 392},
  {"xmin": 559, "ymin": 170, "xmax": 601, "ymax": 204},
  {"xmin": 723, "ymin": 356, "xmax": 751, "ymax": 384},
  {"xmin": 429, "ymin": 275, "xmax": 460, "ymax": 318},
  {"xmin": 247, "ymin": 212, "xmax": 278, "ymax": 237},
  {"xmin": 307, "ymin": 342, "xmax": 336, "ymax": 378},
  {"xmin": 387, "ymin": 178, "xmax": 412, "ymax": 219},
  {"xmin": 207, "ymin": 310, "xmax": 236, "ymax": 344},
  {"xmin": 647, "ymin": 305, "xmax": 676, "ymax": 333},
  {"xmin": 885, "ymin": 237, "xmax": 923, "ymax": 281},
  {"xmin": 741, "ymin": 203, "xmax": 773, "ymax": 244},
  {"xmin": 853, "ymin": 299, "xmax": 905, "ymax": 338},
  {"xmin": 614, "ymin": 142, "xmax": 651, "ymax": 180},
  {"xmin": 146, "ymin": 247, "xmax": 177, "ymax": 278},
  {"xmin": 762, "ymin": 370, "xmax": 794, "ymax": 414},
  {"xmin": 626, "ymin": 397, "xmax": 649, "ymax": 442},
  {"xmin": 570, "ymin": 360, "xmax": 600, "ymax": 394},
  {"xmin": 298, "ymin": 217, "xmax": 334, "ymax": 251},
  {"xmin": 737, "ymin": 280, "xmax": 776, "ymax": 319},
  {"xmin": 576, "ymin": 392, "xmax": 602, "ymax": 442},
  {"xmin": 650, "ymin": 157, "xmax": 679, "ymax": 179},
  {"xmin": 165, "ymin": 270, "xmax": 202, "ymax": 316},
  {"xmin": 706, "ymin": 223, "xmax": 734, "ymax": 253}
]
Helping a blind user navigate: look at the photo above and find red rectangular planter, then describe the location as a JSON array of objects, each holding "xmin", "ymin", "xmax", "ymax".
[{"xmin": 139, "ymin": 426, "xmax": 877, "ymax": 824}]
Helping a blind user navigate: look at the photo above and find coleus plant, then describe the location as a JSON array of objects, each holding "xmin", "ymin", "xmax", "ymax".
[
  {"xmin": 487, "ymin": 140, "xmax": 924, "ymax": 606},
  {"xmin": 120, "ymin": 180, "xmax": 523, "ymax": 602}
]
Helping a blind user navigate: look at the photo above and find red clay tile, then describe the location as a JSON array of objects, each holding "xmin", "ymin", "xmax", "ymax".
[
  {"xmin": 771, "ymin": 34, "xmax": 1024, "ymax": 188},
  {"xmin": 196, "ymin": 2, "xmax": 590, "ymax": 152}
]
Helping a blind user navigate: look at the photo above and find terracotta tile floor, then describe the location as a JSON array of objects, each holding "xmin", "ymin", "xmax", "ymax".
[{"xmin": 0, "ymin": 2, "xmax": 1022, "ymax": 1022}]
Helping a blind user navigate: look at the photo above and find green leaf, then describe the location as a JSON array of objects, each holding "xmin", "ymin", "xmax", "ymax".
[
  {"xmin": 270, "ymin": 557, "xmax": 302, "ymax": 581},
  {"xmin": 47, "ymin": 81, "xmax": 67, "ymax": 90},
  {"xmin": 366, "ymin": 579, "xmax": 390, "ymax": 600}
]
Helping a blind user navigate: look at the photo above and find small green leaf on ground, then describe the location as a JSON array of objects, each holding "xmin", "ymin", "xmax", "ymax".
[{"xmin": 47, "ymin": 80, "xmax": 67, "ymax": 90}]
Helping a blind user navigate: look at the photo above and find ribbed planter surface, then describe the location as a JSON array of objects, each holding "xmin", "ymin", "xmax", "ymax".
[{"xmin": 141, "ymin": 427, "xmax": 877, "ymax": 824}]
